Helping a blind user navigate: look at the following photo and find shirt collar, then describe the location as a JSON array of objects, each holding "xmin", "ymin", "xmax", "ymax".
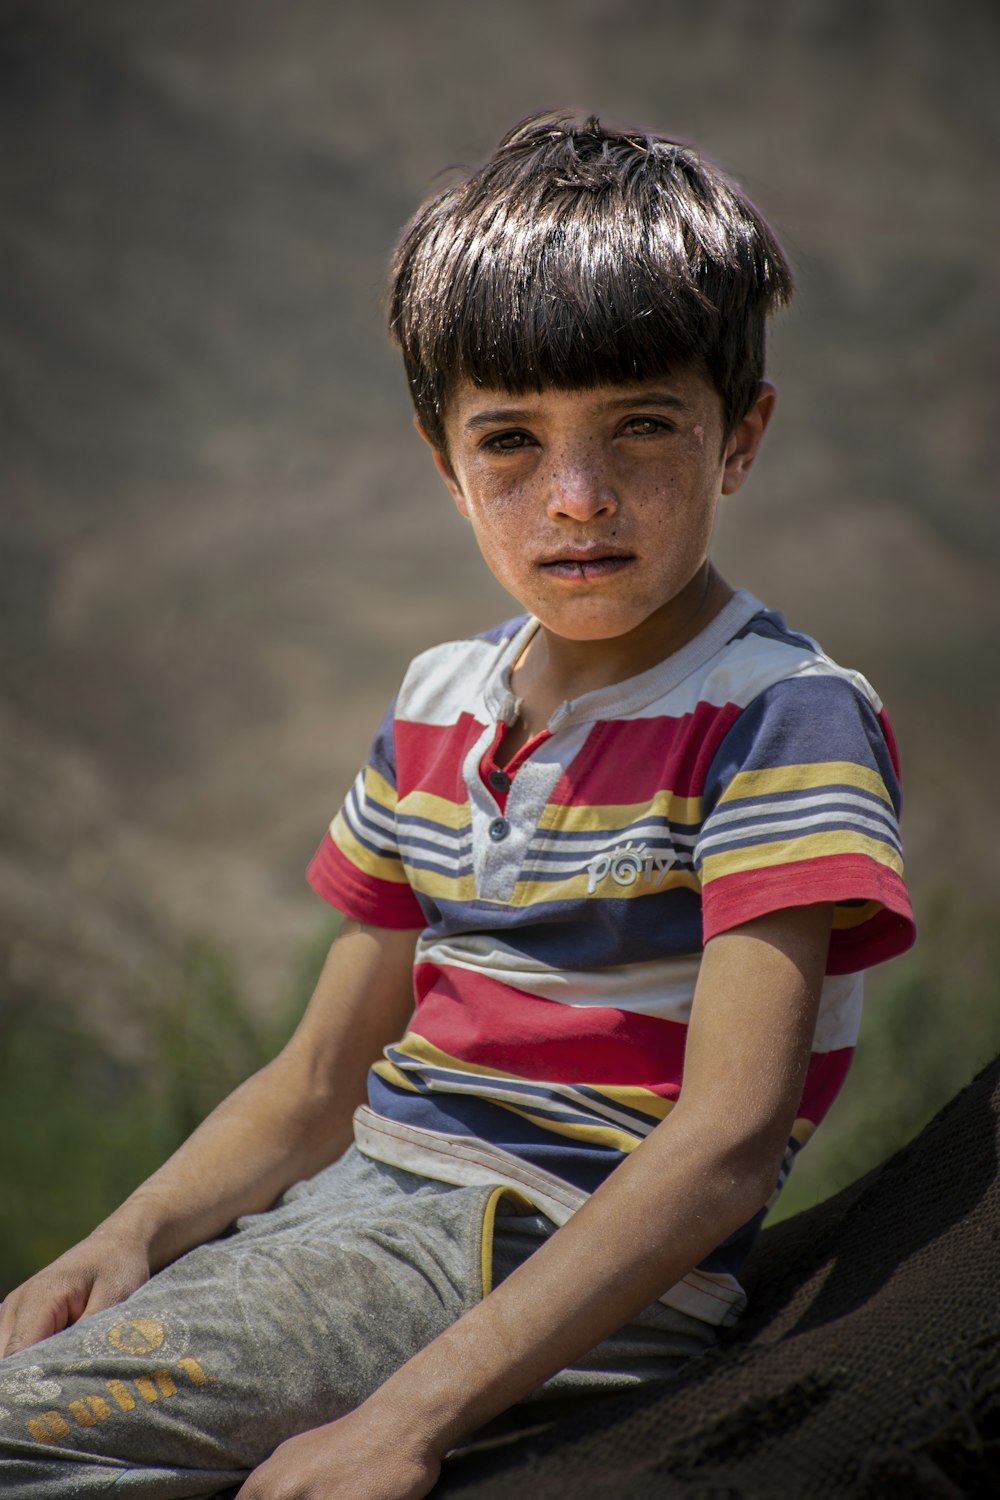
[{"xmin": 482, "ymin": 590, "xmax": 764, "ymax": 733}]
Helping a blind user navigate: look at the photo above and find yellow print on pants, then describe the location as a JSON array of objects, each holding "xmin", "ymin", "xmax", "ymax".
[{"xmin": 25, "ymin": 1358, "xmax": 214, "ymax": 1445}]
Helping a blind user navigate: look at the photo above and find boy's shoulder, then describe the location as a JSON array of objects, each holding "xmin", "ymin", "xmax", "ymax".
[
  {"xmin": 702, "ymin": 601, "xmax": 885, "ymax": 717},
  {"xmin": 594, "ymin": 591, "xmax": 886, "ymax": 727},
  {"xmin": 392, "ymin": 614, "xmax": 531, "ymax": 723}
]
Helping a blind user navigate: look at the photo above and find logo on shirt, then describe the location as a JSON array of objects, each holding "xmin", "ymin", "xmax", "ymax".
[{"xmin": 585, "ymin": 841, "xmax": 676, "ymax": 895}]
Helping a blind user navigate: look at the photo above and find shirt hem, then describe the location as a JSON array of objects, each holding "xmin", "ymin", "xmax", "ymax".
[{"xmin": 352, "ymin": 1105, "xmax": 746, "ymax": 1328}]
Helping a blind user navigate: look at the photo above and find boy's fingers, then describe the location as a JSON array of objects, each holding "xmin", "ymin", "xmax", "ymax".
[
  {"xmin": 0, "ymin": 1288, "xmax": 118, "ymax": 1358},
  {"xmin": 81, "ymin": 1273, "xmax": 146, "ymax": 1320},
  {"xmin": 0, "ymin": 1297, "xmax": 63, "ymax": 1359},
  {"xmin": 0, "ymin": 1245, "xmax": 150, "ymax": 1359}
]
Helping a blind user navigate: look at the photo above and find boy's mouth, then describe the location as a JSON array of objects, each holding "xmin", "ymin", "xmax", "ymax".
[{"xmin": 537, "ymin": 547, "xmax": 634, "ymax": 582}]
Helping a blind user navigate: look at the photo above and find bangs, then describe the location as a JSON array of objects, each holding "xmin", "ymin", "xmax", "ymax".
[{"xmin": 410, "ymin": 198, "xmax": 716, "ymax": 400}]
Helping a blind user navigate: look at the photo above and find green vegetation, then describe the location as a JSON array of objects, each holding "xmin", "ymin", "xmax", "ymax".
[
  {"xmin": 1, "ymin": 896, "xmax": 997, "ymax": 1292},
  {"xmin": 0, "ymin": 922, "xmax": 337, "ymax": 1293}
]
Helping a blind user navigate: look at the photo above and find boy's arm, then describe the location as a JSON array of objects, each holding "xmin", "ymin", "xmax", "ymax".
[
  {"xmin": 0, "ymin": 919, "xmax": 420, "ymax": 1358},
  {"xmin": 238, "ymin": 902, "xmax": 833, "ymax": 1500}
]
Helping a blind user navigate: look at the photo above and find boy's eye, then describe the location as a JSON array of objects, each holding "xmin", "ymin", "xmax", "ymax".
[
  {"xmin": 620, "ymin": 415, "xmax": 671, "ymax": 437},
  {"xmin": 482, "ymin": 430, "xmax": 534, "ymax": 452}
]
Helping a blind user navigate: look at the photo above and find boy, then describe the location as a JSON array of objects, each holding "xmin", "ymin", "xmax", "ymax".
[{"xmin": 0, "ymin": 114, "xmax": 914, "ymax": 1499}]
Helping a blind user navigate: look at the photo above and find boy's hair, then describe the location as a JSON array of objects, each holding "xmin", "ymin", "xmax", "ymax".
[{"xmin": 387, "ymin": 111, "xmax": 793, "ymax": 450}]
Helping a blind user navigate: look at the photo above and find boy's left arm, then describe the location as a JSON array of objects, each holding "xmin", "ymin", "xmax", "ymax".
[{"xmin": 238, "ymin": 902, "xmax": 833, "ymax": 1500}]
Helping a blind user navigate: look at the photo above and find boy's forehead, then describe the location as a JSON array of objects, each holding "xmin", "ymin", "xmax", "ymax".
[{"xmin": 444, "ymin": 372, "xmax": 723, "ymax": 434}]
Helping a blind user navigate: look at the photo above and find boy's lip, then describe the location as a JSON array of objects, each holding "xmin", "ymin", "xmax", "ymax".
[{"xmin": 536, "ymin": 545, "xmax": 635, "ymax": 581}]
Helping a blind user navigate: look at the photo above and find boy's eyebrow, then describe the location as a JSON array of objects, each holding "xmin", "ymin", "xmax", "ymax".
[
  {"xmin": 463, "ymin": 406, "xmax": 534, "ymax": 432},
  {"xmin": 462, "ymin": 391, "xmax": 690, "ymax": 433}
]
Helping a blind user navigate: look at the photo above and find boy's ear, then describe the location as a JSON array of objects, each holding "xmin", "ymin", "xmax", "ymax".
[
  {"xmin": 414, "ymin": 415, "xmax": 468, "ymax": 516},
  {"xmin": 721, "ymin": 382, "xmax": 777, "ymax": 496}
]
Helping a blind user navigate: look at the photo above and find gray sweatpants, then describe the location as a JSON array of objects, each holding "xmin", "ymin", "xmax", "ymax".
[{"xmin": 0, "ymin": 1147, "xmax": 714, "ymax": 1497}]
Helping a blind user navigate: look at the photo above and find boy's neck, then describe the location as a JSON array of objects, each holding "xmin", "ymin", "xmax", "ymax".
[{"xmin": 507, "ymin": 565, "xmax": 733, "ymax": 746}]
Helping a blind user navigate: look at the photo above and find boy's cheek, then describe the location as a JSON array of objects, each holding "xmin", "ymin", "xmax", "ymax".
[{"xmin": 458, "ymin": 483, "xmax": 536, "ymax": 541}]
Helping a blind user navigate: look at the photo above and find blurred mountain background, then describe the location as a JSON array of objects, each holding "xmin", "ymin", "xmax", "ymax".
[{"xmin": 1, "ymin": 0, "xmax": 998, "ymax": 1283}]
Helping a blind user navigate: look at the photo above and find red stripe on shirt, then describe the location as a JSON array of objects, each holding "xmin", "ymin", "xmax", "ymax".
[
  {"xmin": 412, "ymin": 962, "xmax": 688, "ymax": 1095},
  {"xmin": 799, "ymin": 1045, "xmax": 854, "ymax": 1124},
  {"xmin": 548, "ymin": 702, "xmax": 743, "ymax": 806},
  {"xmin": 411, "ymin": 962, "xmax": 854, "ymax": 1126},
  {"xmin": 307, "ymin": 836, "xmax": 426, "ymax": 928},
  {"xmin": 701, "ymin": 853, "xmax": 915, "ymax": 971},
  {"xmin": 877, "ymin": 707, "xmax": 904, "ymax": 782},
  {"xmin": 395, "ymin": 714, "xmax": 488, "ymax": 801}
]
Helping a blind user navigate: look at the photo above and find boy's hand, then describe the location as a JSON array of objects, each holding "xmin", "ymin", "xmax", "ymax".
[
  {"xmin": 0, "ymin": 1229, "xmax": 152, "ymax": 1358},
  {"xmin": 235, "ymin": 1400, "xmax": 441, "ymax": 1500}
]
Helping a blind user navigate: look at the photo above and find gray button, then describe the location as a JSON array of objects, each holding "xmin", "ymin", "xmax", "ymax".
[
  {"xmin": 488, "ymin": 817, "xmax": 509, "ymax": 842},
  {"xmin": 488, "ymin": 769, "xmax": 511, "ymax": 792}
]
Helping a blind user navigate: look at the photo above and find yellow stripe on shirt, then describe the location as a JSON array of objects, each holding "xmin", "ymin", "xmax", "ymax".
[
  {"xmin": 537, "ymin": 789, "xmax": 703, "ymax": 835},
  {"xmin": 700, "ymin": 829, "xmax": 904, "ymax": 883},
  {"xmin": 329, "ymin": 808, "xmax": 413, "ymax": 886},
  {"xmin": 395, "ymin": 787, "xmax": 473, "ymax": 830},
  {"xmin": 717, "ymin": 760, "xmax": 894, "ymax": 806}
]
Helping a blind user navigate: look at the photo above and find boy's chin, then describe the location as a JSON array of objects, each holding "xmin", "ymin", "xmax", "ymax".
[{"xmin": 533, "ymin": 607, "xmax": 661, "ymax": 645}]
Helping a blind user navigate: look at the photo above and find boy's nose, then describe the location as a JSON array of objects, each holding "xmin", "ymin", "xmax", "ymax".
[{"xmin": 545, "ymin": 457, "xmax": 619, "ymax": 522}]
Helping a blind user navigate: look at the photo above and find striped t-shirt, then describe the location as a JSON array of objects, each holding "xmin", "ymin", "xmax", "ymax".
[{"xmin": 308, "ymin": 590, "xmax": 914, "ymax": 1325}]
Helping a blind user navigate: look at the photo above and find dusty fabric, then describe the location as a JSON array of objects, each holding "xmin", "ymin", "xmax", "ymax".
[
  {"xmin": 0, "ymin": 1149, "xmax": 709, "ymax": 1498},
  {"xmin": 441, "ymin": 1055, "xmax": 1000, "ymax": 1498}
]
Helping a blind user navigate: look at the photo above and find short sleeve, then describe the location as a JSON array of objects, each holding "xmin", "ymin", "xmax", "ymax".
[
  {"xmin": 694, "ymin": 674, "xmax": 915, "ymax": 973},
  {"xmin": 307, "ymin": 697, "xmax": 427, "ymax": 929}
]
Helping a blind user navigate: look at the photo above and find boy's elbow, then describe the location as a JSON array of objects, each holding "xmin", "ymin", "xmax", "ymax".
[
  {"xmin": 665, "ymin": 1101, "xmax": 792, "ymax": 1223},
  {"xmin": 710, "ymin": 1123, "xmax": 791, "ymax": 1222}
]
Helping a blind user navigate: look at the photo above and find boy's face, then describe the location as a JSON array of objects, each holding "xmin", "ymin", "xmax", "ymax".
[{"xmin": 425, "ymin": 372, "xmax": 774, "ymax": 647}]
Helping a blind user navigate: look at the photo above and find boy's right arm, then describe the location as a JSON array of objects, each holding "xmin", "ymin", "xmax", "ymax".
[{"xmin": 0, "ymin": 919, "xmax": 420, "ymax": 1359}]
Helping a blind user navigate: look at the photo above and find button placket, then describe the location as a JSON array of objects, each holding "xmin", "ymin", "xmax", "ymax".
[{"xmin": 467, "ymin": 715, "xmax": 591, "ymax": 904}]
